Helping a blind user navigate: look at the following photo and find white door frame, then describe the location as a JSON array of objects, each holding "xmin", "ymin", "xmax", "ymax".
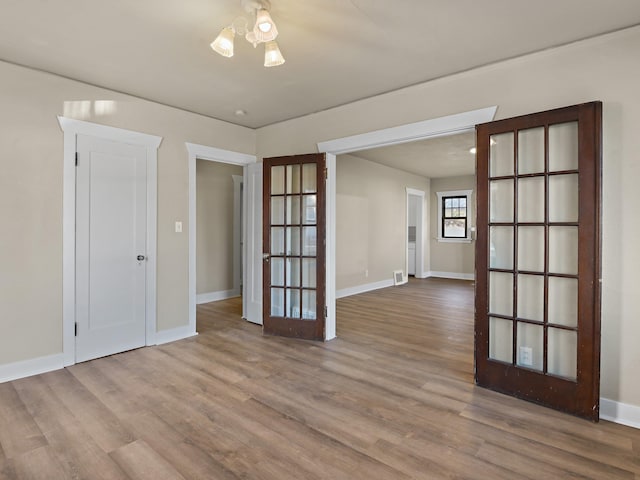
[
  {"xmin": 58, "ymin": 117, "xmax": 162, "ymax": 367},
  {"xmin": 406, "ymin": 188, "xmax": 426, "ymax": 279},
  {"xmin": 186, "ymin": 143, "xmax": 257, "ymax": 334},
  {"xmin": 317, "ymin": 106, "xmax": 497, "ymax": 339}
]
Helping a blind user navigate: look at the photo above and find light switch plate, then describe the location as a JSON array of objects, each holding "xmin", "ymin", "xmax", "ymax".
[{"xmin": 175, "ymin": 221, "xmax": 183, "ymax": 233}]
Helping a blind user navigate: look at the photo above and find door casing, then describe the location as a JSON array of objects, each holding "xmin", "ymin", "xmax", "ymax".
[
  {"xmin": 186, "ymin": 143, "xmax": 258, "ymax": 330},
  {"xmin": 59, "ymin": 116, "xmax": 161, "ymax": 366}
]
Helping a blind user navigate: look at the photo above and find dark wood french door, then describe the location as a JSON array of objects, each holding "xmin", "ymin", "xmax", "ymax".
[
  {"xmin": 475, "ymin": 102, "xmax": 602, "ymax": 420},
  {"xmin": 262, "ymin": 153, "xmax": 326, "ymax": 340}
]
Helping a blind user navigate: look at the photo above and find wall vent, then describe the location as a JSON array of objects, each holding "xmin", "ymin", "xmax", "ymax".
[{"xmin": 393, "ymin": 270, "xmax": 407, "ymax": 286}]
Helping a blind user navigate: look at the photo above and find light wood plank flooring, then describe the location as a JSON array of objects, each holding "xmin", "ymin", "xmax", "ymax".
[{"xmin": 1, "ymin": 278, "xmax": 639, "ymax": 479}]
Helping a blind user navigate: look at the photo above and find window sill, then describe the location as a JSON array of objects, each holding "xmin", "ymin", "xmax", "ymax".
[{"xmin": 436, "ymin": 238, "xmax": 473, "ymax": 244}]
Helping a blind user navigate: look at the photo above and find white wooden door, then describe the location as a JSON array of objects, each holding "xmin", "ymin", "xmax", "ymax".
[
  {"xmin": 76, "ymin": 134, "xmax": 147, "ymax": 362},
  {"xmin": 243, "ymin": 161, "xmax": 263, "ymax": 324}
]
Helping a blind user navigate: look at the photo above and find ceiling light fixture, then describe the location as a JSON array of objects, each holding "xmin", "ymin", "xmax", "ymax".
[
  {"xmin": 210, "ymin": 0, "xmax": 285, "ymax": 67},
  {"xmin": 469, "ymin": 139, "xmax": 497, "ymax": 154}
]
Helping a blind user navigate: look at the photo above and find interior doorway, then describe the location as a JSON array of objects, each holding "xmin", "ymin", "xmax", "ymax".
[
  {"xmin": 318, "ymin": 107, "xmax": 497, "ymax": 339},
  {"xmin": 195, "ymin": 160, "xmax": 244, "ymax": 305},
  {"xmin": 406, "ymin": 189, "xmax": 425, "ymax": 279},
  {"xmin": 186, "ymin": 142, "xmax": 257, "ymax": 335},
  {"xmin": 331, "ymin": 130, "xmax": 478, "ymax": 317}
]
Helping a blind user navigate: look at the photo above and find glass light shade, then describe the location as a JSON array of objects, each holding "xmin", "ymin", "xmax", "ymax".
[
  {"xmin": 210, "ymin": 27, "xmax": 235, "ymax": 57},
  {"xmin": 245, "ymin": 30, "xmax": 258, "ymax": 47},
  {"xmin": 253, "ymin": 9, "xmax": 278, "ymax": 42},
  {"xmin": 264, "ymin": 41, "xmax": 285, "ymax": 67}
]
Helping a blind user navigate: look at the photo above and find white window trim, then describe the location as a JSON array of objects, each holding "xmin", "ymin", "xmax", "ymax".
[{"xmin": 436, "ymin": 189, "xmax": 473, "ymax": 243}]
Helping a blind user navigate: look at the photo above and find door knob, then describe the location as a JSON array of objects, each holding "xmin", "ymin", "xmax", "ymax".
[
  {"xmin": 262, "ymin": 253, "xmax": 270, "ymax": 262},
  {"xmin": 137, "ymin": 255, "xmax": 146, "ymax": 261}
]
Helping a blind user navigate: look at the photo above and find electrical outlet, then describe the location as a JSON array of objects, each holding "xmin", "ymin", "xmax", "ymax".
[
  {"xmin": 519, "ymin": 346, "xmax": 533, "ymax": 367},
  {"xmin": 365, "ymin": 269, "xmax": 369, "ymax": 278}
]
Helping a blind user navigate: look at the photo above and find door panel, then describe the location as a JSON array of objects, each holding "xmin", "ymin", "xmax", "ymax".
[
  {"xmin": 243, "ymin": 162, "xmax": 263, "ymax": 324},
  {"xmin": 475, "ymin": 102, "xmax": 601, "ymax": 420},
  {"xmin": 76, "ymin": 135, "xmax": 147, "ymax": 362},
  {"xmin": 263, "ymin": 154, "xmax": 326, "ymax": 340}
]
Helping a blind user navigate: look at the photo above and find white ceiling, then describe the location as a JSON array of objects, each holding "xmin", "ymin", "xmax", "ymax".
[
  {"xmin": 2, "ymin": 1, "xmax": 640, "ymax": 128},
  {"xmin": 353, "ymin": 131, "xmax": 477, "ymax": 179}
]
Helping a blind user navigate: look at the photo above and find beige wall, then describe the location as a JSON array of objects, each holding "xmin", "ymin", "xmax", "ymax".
[
  {"xmin": 256, "ymin": 27, "xmax": 640, "ymax": 408},
  {"xmin": 336, "ymin": 154, "xmax": 430, "ymax": 290},
  {"xmin": 196, "ymin": 160, "xmax": 243, "ymax": 295},
  {"xmin": 0, "ymin": 60, "xmax": 255, "ymax": 365},
  {"xmin": 429, "ymin": 175, "xmax": 475, "ymax": 276}
]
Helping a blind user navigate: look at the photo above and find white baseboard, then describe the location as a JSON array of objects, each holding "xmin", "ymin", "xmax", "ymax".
[
  {"xmin": 155, "ymin": 325, "xmax": 198, "ymax": 345},
  {"xmin": 0, "ymin": 353, "xmax": 64, "ymax": 384},
  {"xmin": 196, "ymin": 289, "xmax": 240, "ymax": 304},
  {"xmin": 337, "ymin": 279, "xmax": 395, "ymax": 299},
  {"xmin": 600, "ymin": 398, "xmax": 640, "ymax": 429},
  {"xmin": 426, "ymin": 271, "xmax": 475, "ymax": 281}
]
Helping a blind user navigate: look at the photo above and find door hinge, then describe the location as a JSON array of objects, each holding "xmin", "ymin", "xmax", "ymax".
[
  {"xmin": 324, "ymin": 306, "xmax": 328, "ymax": 318},
  {"xmin": 75, "ymin": 152, "xmax": 78, "ymax": 166},
  {"xmin": 324, "ymin": 167, "xmax": 328, "ymax": 180},
  {"xmin": 74, "ymin": 322, "xmax": 78, "ymax": 337}
]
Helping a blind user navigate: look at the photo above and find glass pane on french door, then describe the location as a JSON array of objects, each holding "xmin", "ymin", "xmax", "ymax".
[
  {"xmin": 487, "ymin": 120, "xmax": 582, "ymax": 381},
  {"xmin": 269, "ymin": 163, "xmax": 318, "ymax": 321}
]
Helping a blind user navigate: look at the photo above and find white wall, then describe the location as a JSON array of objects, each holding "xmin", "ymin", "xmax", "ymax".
[
  {"xmin": 196, "ymin": 160, "xmax": 243, "ymax": 296},
  {"xmin": 0, "ymin": 60, "xmax": 255, "ymax": 366},
  {"xmin": 256, "ymin": 27, "xmax": 640, "ymax": 411},
  {"xmin": 336, "ymin": 154, "xmax": 430, "ymax": 291},
  {"xmin": 429, "ymin": 175, "xmax": 475, "ymax": 277}
]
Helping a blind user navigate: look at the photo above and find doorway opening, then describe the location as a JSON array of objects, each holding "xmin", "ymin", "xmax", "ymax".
[
  {"xmin": 186, "ymin": 142, "xmax": 257, "ymax": 336},
  {"xmin": 318, "ymin": 106, "xmax": 497, "ymax": 339},
  {"xmin": 406, "ymin": 189, "xmax": 425, "ymax": 279},
  {"xmin": 195, "ymin": 160, "xmax": 244, "ymax": 308},
  {"xmin": 330, "ymin": 130, "xmax": 480, "ymax": 330}
]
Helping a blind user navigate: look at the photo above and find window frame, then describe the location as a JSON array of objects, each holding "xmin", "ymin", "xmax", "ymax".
[{"xmin": 436, "ymin": 189, "xmax": 473, "ymax": 243}]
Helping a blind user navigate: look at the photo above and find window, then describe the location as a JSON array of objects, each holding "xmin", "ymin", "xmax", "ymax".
[
  {"xmin": 436, "ymin": 189, "xmax": 473, "ymax": 242},
  {"xmin": 442, "ymin": 195, "xmax": 467, "ymax": 238}
]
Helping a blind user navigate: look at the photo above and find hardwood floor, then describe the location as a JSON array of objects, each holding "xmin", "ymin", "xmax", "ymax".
[{"xmin": 1, "ymin": 277, "xmax": 639, "ymax": 479}]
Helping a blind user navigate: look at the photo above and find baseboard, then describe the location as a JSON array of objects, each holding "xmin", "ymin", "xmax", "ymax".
[
  {"xmin": 0, "ymin": 353, "xmax": 64, "ymax": 384},
  {"xmin": 426, "ymin": 271, "xmax": 475, "ymax": 281},
  {"xmin": 600, "ymin": 398, "xmax": 640, "ymax": 429},
  {"xmin": 336, "ymin": 279, "xmax": 395, "ymax": 299},
  {"xmin": 196, "ymin": 289, "xmax": 240, "ymax": 304},
  {"xmin": 155, "ymin": 325, "xmax": 198, "ymax": 345}
]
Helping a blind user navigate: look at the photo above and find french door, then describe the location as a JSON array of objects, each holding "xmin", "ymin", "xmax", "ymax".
[
  {"xmin": 262, "ymin": 153, "xmax": 326, "ymax": 340},
  {"xmin": 475, "ymin": 102, "xmax": 602, "ymax": 420}
]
